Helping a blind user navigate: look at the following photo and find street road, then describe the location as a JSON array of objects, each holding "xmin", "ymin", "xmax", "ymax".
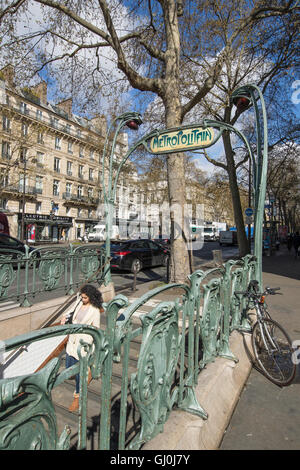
[{"xmin": 0, "ymin": 241, "xmax": 239, "ymax": 310}]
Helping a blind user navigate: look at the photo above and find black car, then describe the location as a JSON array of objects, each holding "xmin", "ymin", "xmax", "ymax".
[
  {"xmin": 110, "ymin": 239, "xmax": 169, "ymax": 273},
  {"xmin": 152, "ymin": 238, "xmax": 170, "ymax": 248},
  {"xmin": 0, "ymin": 233, "xmax": 40, "ymax": 265}
]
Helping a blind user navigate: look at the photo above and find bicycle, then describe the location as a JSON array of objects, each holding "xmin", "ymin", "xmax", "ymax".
[{"xmin": 235, "ymin": 280, "xmax": 296, "ymax": 387}]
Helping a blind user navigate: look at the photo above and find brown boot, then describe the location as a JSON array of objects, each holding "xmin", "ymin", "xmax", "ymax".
[{"xmin": 69, "ymin": 393, "xmax": 79, "ymax": 412}]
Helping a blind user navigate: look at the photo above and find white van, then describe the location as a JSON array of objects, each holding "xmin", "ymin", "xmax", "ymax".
[{"xmin": 88, "ymin": 224, "xmax": 119, "ymax": 242}]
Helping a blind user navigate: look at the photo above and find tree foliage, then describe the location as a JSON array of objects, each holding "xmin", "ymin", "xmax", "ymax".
[{"xmin": 0, "ymin": 0, "xmax": 299, "ymax": 280}]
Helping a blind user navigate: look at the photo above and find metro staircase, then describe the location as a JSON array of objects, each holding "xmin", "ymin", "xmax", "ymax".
[{"xmin": 51, "ymin": 312, "xmax": 143, "ymax": 450}]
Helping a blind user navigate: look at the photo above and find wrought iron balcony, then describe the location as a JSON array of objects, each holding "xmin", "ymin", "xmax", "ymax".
[{"xmin": 62, "ymin": 192, "xmax": 99, "ymax": 206}]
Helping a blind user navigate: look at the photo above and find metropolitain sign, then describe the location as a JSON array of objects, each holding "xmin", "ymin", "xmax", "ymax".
[{"xmin": 149, "ymin": 126, "xmax": 215, "ymax": 154}]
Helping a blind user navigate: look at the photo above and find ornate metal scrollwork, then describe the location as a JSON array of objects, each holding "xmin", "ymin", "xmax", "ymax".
[
  {"xmin": 0, "ymin": 358, "xmax": 70, "ymax": 450},
  {"xmin": 200, "ymin": 279, "xmax": 223, "ymax": 367},
  {"xmin": 230, "ymin": 267, "xmax": 245, "ymax": 330},
  {"xmin": 128, "ymin": 301, "xmax": 181, "ymax": 450},
  {"xmin": 0, "ymin": 256, "xmax": 15, "ymax": 298},
  {"xmin": 38, "ymin": 256, "xmax": 64, "ymax": 290},
  {"xmin": 72, "ymin": 246, "xmax": 102, "ymax": 283}
]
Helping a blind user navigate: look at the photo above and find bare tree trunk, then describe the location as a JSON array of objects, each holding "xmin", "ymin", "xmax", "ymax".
[
  {"xmin": 222, "ymin": 131, "xmax": 249, "ymax": 256},
  {"xmin": 162, "ymin": 0, "xmax": 190, "ymax": 283}
]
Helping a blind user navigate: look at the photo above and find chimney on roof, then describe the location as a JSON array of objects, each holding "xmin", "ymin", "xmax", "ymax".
[
  {"xmin": 0, "ymin": 65, "xmax": 15, "ymax": 87},
  {"xmin": 89, "ymin": 114, "xmax": 107, "ymax": 135},
  {"xmin": 30, "ymin": 81, "xmax": 47, "ymax": 104},
  {"xmin": 56, "ymin": 98, "xmax": 72, "ymax": 118}
]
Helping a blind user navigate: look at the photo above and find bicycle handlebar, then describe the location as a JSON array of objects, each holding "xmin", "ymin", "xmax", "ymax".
[{"xmin": 234, "ymin": 286, "xmax": 281, "ymax": 297}]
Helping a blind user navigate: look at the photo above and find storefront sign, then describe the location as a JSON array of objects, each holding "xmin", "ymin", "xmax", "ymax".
[
  {"xmin": 149, "ymin": 126, "xmax": 215, "ymax": 154},
  {"xmin": 19, "ymin": 213, "xmax": 73, "ymax": 224}
]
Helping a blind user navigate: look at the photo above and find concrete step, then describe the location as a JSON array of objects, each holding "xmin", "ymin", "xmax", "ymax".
[{"xmin": 52, "ymin": 341, "xmax": 142, "ymax": 450}]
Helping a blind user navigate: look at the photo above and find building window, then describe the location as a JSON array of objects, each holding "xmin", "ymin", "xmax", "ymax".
[
  {"xmin": 68, "ymin": 141, "xmax": 73, "ymax": 153},
  {"xmin": 78, "ymin": 165, "xmax": 83, "ymax": 179},
  {"xmin": 19, "ymin": 174, "xmax": 27, "ymax": 192},
  {"xmin": 66, "ymin": 206, "xmax": 71, "ymax": 216},
  {"xmin": 1, "ymin": 141, "xmax": 11, "ymax": 159},
  {"xmin": 78, "ymin": 208, "xmax": 82, "ymax": 217},
  {"xmin": 89, "ymin": 168, "xmax": 93, "ymax": 181},
  {"xmin": 66, "ymin": 124, "xmax": 71, "ymax": 134},
  {"xmin": 2, "ymin": 174, "xmax": 9, "ymax": 188},
  {"xmin": 20, "ymin": 147, "xmax": 27, "ymax": 162},
  {"xmin": 36, "ymin": 152, "xmax": 44, "ymax": 167},
  {"xmin": 66, "ymin": 182, "xmax": 72, "ymax": 196},
  {"xmin": 35, "ymin": 176, "xmax": 43, "ymax": 194},
  {"xmin": 21, "ymin": 122, "xmax": 28, "ymax": 137},
  {"xmin": 37, "ymin": 131, "xmax": 44, "ymax": 144},
  {"xmin": 77, "ymin": 185, "xmax": 83, "ymax": 198},
  {"xmin": 2, "ymin": 115, "xmax": 11, "ymax": 132},
  {"xmin": 20, "ymin": 102, "xmax": 28, "ymax": 114},
  {"xmin": 0, "ymin": 198, "xmax": 8, "ymax": 210},
  {"xmin": 36, "ymin": 109, "xmax": 43, "ymax": 121},
  {"xmin": 77, "ymin": 128, "xmax": 81, "ymax": 138},
  {"xmin": 88, "ymin": 187, "xmax": 93, "ymax": 199},
  {"xmin": 36, "ymin": 201, "xmax": 42, "ymax": 213},
  {"xmin": 53, "ymin": 180, "xmax": 59, "ymax": 196},
  {"xmin": 67, "ymin": 161, "xmax": 72, "ymax": 176},
  {"xmin": 79, "ymin": 146, "xmax": 84, "ymax": 158},
  {"xmin": 54, "ymin": 157, "xmax": 60, "ymax": 173},
  {"xmin": 55, "ymin": 136, "xmax": 61, "ymax": 150},
  {"xmin": 90, "ymin": 150, "xmax": 94, "ymax": 160}
]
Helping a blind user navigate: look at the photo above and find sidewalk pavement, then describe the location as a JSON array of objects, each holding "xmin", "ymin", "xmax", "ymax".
[{"xmin": 220, "ymin": 245, "xmax": 300, "ymax": 450}]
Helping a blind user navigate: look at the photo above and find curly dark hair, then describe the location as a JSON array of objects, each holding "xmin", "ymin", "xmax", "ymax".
[{"xmin": 80, "ymin": 284, "xmax": 103, "ymax": 309}]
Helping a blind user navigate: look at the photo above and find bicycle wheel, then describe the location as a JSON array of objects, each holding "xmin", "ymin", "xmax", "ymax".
[{"xmin": 252, "ymin": 319, "xmax": 296, "ymax": 386}]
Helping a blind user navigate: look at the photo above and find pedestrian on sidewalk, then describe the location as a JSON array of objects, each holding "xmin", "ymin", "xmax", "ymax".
[
  {"xmin": 61, "ymin": 284, "xmax": 103, "ymax": 412},
  {"xmin": 293, "ymin": 231, "xmax": 300, "ymax": 258}
]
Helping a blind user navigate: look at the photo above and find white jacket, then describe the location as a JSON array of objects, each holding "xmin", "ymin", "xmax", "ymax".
[{"xmin": 65, "ymin": 300, "xmax": 101, "ymax": 360}]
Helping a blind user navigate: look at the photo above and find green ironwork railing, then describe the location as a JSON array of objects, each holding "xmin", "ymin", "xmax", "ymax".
[
  {"xmin": 0, "ymin": 244, "xmax": 106, "ymax": 308},
  {"xmin": 0, "ymin": 254, "xmax": 257, "ymax": 450}
]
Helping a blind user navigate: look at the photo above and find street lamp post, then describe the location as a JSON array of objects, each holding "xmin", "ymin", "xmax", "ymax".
[
  {"xmin": 100, "ymin": 85, "xmax": 269, "ymax": 297},
  {"xmin": 101, "ymin": 112, "xmax": 143, "ymax": 296},
  {"xmin": 231, "ymin": 84, "xmax": 269, "ymax": 288},
  {"xmin": 20, "ymin": 154, "xmax": 27, "ymax": 243}
]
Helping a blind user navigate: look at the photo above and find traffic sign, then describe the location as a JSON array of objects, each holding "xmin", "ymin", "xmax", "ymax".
[{"xmin": 245, "ymin": 207, "xmax": 253, "ymax": 217}]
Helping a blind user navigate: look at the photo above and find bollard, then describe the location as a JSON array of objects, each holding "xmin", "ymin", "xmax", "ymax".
[
  {"xmin": 212, "ymin": 249, "xmax": 223, "ymax": 265},
  {"xmin": 132, "ymin": 265, "xmax": 137, "ymax": 291}
]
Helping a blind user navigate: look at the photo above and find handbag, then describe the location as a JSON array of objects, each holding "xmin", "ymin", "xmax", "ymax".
[{"xmin": 65, "ymin": 299, "xmax": 81, "ymax": 324}]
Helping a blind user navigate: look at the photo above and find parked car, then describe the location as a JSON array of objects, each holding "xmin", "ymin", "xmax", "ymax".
[
  {"xmin": 0, "ymin": 233, "xmax": 40, "ymax": 266},
  {"xmin": 110, "ymin": 239, "xmax": 169, "ymax": 273},
  {"xmin": 152, "ymin": 238, "xmax": 170, "ymax": 248}
]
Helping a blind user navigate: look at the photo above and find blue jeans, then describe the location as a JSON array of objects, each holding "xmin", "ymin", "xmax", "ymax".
[{"xmin": 66, "ymin": 354, "xmax": 80, "ymax": 394}]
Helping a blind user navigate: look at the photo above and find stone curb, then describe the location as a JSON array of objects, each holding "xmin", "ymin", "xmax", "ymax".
[{"xmin": 143, "ymin": 329, "xmax": 253, "ymax": 450}]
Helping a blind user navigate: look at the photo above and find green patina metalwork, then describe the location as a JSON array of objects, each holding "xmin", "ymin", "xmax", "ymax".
[
  {"xmin": 101, "ymin": 85, "xmax": 268, "ymax": 291},
  {"xmin": 0, "ymin": 84, "xmax": 269, "ymax": 450},
  {"xmin": 0, "ymin": 359, "xmax": 71, "ymax": 450},
  {"xmin": 0, "ymin": 254, "xmax": 257, "ymax": 450},
  {"xmin": 0, "ymin": 243, "xmax": 106, "ymax": 308}
]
